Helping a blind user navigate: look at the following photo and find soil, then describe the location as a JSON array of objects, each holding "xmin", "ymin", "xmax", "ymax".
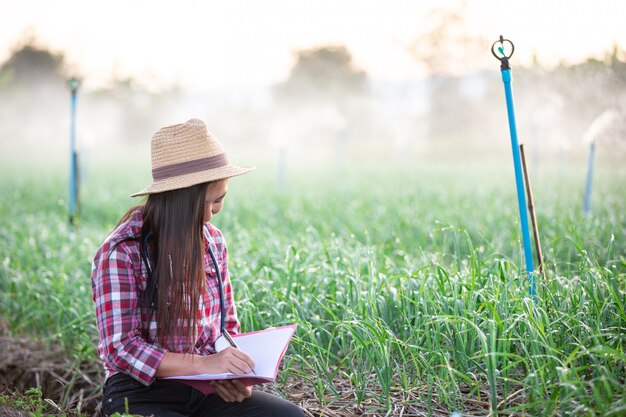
[{"xmin": 0, "ymin": 334, "xmax": 466, "ymax": 417}]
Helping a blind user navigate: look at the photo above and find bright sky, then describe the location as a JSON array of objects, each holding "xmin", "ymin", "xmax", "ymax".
[{"xmin": 1, "ymin": 0, "xmax": 624, "ymax": 91}]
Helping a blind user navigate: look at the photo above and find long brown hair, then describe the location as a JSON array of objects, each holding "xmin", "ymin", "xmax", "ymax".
[{"xmin": 139, "ymin": 182, "xmax": 209, "ymax": 352}]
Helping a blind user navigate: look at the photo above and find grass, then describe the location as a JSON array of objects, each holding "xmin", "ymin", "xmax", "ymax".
[{"xmin": 0, "ymin": 158, "xmax": 624, "ymax": 416}]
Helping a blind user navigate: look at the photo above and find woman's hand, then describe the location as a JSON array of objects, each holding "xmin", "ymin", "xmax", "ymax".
[
  {"xmin": 210, "ymin": 379, "xmax": 252, "ymax": 403},
  {"xmin": 205, "ymin": 347, "xmax": 256, "ymax": 374},
  {"xmin": 156, "ymin": 348, "xmax": 255, "ymax": 378}
]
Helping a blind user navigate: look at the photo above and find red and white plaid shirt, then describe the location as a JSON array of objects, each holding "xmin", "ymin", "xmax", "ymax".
[{"xmin": 91, "ymin": 208, "xmax": 240, "ymax": 385}]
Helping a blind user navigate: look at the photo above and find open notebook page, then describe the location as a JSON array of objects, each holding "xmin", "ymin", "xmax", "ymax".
[{"xmin": 165, "ymin": 324, "xmax": 296, "ymax": 381}]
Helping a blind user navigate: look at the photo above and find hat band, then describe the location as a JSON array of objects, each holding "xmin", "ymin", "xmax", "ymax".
[{"xmin": 152, "ymin": 153, "xmax": 229, "ymax": 180}]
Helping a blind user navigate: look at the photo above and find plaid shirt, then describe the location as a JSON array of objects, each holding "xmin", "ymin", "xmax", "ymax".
[{"xmin": 91, "ymin": 208, "xmax": 240, "ymax": 385}]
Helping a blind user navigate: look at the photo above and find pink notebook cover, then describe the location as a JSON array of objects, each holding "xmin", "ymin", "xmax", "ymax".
[{"xmin": 166, "ymin": 324, "xmax": 297, "ymax": 395}]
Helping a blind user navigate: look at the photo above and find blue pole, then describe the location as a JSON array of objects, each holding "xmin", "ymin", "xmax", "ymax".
[
  {"xmin": 68, "ymin": 78, "xmax": 78, "ymax": 225},
  {"xmin": 583, "ymin": 141, "xmax": 595, "ymax": 215},
  {"xmin": 493, "ymin": 37, "xmax": 536, "ymax": 297}
]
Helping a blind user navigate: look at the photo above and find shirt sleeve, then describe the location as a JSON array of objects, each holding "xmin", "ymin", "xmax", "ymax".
[{"xmin": 91, "ymin": 241, "xmax": 167, "ymax": 385}]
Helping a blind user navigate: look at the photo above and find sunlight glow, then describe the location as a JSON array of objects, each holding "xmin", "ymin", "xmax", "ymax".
[{"xmin": 0, "ymin": 0, "xmax": 624, "ymax": 91}]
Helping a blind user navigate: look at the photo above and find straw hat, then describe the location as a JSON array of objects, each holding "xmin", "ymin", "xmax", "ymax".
[{"xmin": 131, "ymin": 119, "xmax": 255, "ymax": 197}]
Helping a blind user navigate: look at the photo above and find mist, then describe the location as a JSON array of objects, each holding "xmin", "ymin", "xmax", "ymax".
[{"xmin": 1, "ymin": 41, "xmax": 625, "ymax": 192}]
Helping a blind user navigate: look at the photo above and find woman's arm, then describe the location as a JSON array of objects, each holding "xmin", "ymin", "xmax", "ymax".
[
  {"xmin": 155, "ymin": 347, "xmax": 255, "ymax": 377},
  {"xmin": 92, "ymin": 242, "xmax": 167, "ymax": 385}
]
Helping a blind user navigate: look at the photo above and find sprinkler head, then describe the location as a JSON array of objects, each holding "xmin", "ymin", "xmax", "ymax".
[
  {"xmin": 68, "ymin": 77, "xmax": 79, "ymax": 93},
  {"xmin": 491, "ymin": 35, "xmax": 515, "ymax": 70}
]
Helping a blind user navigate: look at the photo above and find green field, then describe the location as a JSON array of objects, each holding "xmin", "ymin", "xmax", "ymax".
[{"xmin": 1, "ymin": 158, "xmax": 624, "ymax": 416}]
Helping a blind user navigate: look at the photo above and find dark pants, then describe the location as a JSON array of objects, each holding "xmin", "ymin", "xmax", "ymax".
[{"xmin": 102, "ymin": 373, "xmax": 305, "ymax": 417}]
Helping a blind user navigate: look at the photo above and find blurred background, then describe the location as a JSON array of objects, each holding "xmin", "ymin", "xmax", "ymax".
[{"xmin": 1, "ymin": 0, "xmax": 624, "ymax": 187}]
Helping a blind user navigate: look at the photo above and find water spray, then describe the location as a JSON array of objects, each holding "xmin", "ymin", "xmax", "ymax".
[
  {"xmin": 583, "ymin": 140, "xmax": 596, "ymax": 215},
  {"xmin": 491, "ymin": 36, "xmax": 536, "ymax": 298},
  {"xmin": 582, "ymin": 109, "xmax": 618, "ymax": 215}
]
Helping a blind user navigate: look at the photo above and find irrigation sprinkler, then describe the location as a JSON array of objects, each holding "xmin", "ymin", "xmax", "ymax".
[
  {"xmin": 582, "ymin": 109, "xmax": 618, "ymax": 215},
  {"xmin": 583, "ymin": 140, "xmax": 595, "ymax": 215},
  {"xmin": 68, "ymin": 77, "xmax": 79, "ymax": 226},
  {"xmin": 491, "ymin": 36, "xmax": 536, "ymax": 298}
]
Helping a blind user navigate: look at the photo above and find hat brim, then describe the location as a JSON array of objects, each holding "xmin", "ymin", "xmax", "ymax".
[{"xmin": 131, "ymin": 165, "xmax": 255, "ymax": 197}]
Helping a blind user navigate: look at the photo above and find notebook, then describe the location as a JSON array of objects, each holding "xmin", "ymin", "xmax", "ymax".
[{"xmin": 163, "ymin": 324, "xmax": 297, "ymax": 394}]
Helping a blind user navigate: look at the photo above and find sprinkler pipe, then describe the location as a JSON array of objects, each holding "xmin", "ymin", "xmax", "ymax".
[
  {"xmin": 491, "ymin": 36, "xmax": 536, "ymax": 298},
  {"xmin": 68, "ymin": 77, "xmax": 79, "ymax": 226},
  {"xmin": 581, "ymin": 109, "xmax": 618, "ymax": 215}
]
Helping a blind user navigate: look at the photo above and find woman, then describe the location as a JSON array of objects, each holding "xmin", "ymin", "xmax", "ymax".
[{"xmin": 91, "ymin": 119, "xmax": 304, "ymax": 417}]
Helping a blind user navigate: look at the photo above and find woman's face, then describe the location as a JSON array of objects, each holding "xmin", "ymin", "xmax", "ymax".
[{"xmin": 204, "ymin": 179, "xmax": 229, "ymax": 223}]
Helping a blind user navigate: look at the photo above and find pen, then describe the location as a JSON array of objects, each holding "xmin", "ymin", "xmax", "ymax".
[{"xmin": 222, "ymin": 332, "xmax": 256, "ymax": 375}]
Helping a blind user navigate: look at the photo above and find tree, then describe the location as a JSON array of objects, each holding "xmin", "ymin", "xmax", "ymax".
[
  {"xmin": 270, "ymin": 45, "xmax": 371, "ymax": 172},
  {"xmin": 549, "ymin": 52, "xmax": 626, "ymax": 150},
  {"xmin": 407, "ymin": 2, "xmax": 489, "ymax": 143},
  {"xmin": 0, "ymin": 37, "xmax": 70, "ymax": 91},
  {"xmin": 274, "ymin": 45, "xmax": 368, "ymax": 102},
  {"xmin": 0, "ymin": 36, "xmax": 74, "ymax": 152},
  {"xmin": 408, "ymin": 1, "xmax": 486, "ymax": 76}
]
